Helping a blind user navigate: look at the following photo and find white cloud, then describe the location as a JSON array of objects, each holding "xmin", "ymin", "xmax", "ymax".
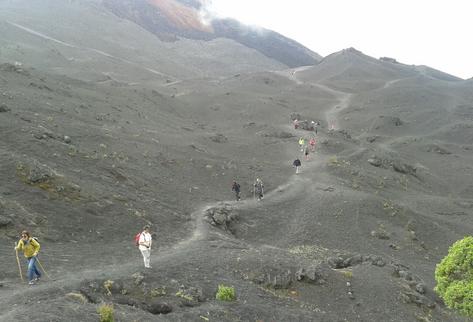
[{"xmin": 205, "ymin": 0, "xmax": 473, "ymax": 79}]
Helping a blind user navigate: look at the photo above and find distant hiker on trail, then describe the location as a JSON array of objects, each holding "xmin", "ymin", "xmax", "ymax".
[
  {"xmin": 15, "ymin": 230, "xmax": 41, "ymax": 285},
  {"xmin": 138, "ymin": 225, "xmax": 152, "ymax": 269},
  {"xmin": 304, "ymin": 145, "xmax": 310, "ymax": 161},
  {"xmin": 254, "ymin": 178, "xmax": 264, "ymax": 201},
  {"xmin": 311, "ymin": 121, "xmax": 318, "ymax": 134},
  {"xmin": 309, "ymin": 137, "xmax": 316, "ymax": 152},
  {"xmin": 232, "ymin": 181, "xmax": 241, "ymax": 201},
  {"xmin": 298, "ymin": 137, "xmax": 305, "ymax": 152},
  {"xmin": 293, "ymin": 119, "xmax": 299, "ymax": 129},
  {"xmin": 293, "ymin": 158, "xmax": 302, "ymax": 174}
]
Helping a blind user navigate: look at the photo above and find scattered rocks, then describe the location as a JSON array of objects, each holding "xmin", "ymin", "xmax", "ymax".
[
  {"xmin": 399, "ymin": 289, "xmax": 435, "ymax": 308},
  {"xmin": 132, "ymin": 272, "xmax": 144, "ymax": 286},
  {"xmin": 392, "ymin": 263, "xmax": 435, "ymax": 309},
  {"xmin": 22, "ymin": 163, "xmax": 52, "ymax": 184},
  {"xmin": 337, "ymin": 129, "xmax": 352, "ymax": 139},
  {"xmin": 80, "ymin": 278, "xmax": 174, "ymax": 315},
  {"xmin": 0, "ymin": 215, "xmax": 12, "ymax": 227},
  {"xmin": 210, "ymin": 133, "xmax": 228, "ymax": 143},
  {"xmin": 252, "ymin": 267, "xmax": 294, "ymax": 289},
  {"xmin": 0, "ymin": 103, "xmax": 10, "ymax": 112},
  {"xmin": 295, "ymin": 264, "xmax": 328, "ymax": 285},
  {"xmin": 65, "ymin": 292, "xmax": 88, "ymax": 304},
  {"xmin": 262, "ymin": 131, "xmax": 295, "ymax": 139},
  {"xmin": 175, "ymin": 285, "xmax": 203, "ymax": 306},
  {"xmin": 144, "ymin": 301, "xmax": 173, "ymax": 314},
  {"xmin": 366, "ymin": 136, "xmax": 378, "ymax": 143},
  {"xmin": 367, "ymin": 157, "xmax": 383, "ymax": 167},
  {"xmin": 295, "ymin": 120, "xmax": 316, "ymax": 131},
  {"xmin": 392, "ymin": 160, "xmax": 416, "ymax": 176},
  {"xmin": 424, "ymin": 144, "xmax": 451, "ymax": 155},
  {"xmin": 63, "ymin": 136, "xmax": 72, "ymax": 144},
  {"xmin": 0, "ymin": 62, "xmax": 29, "ymax": 75},
  {"xmin": 370, "ymin": 225, "xmax": 390, "ymax": 240},
  {"xmin": 327, "ymin": 253, "xmax": 385, "ymax": 269},
  {"xmin": 204, "ymin": 206, "xmax": 238, "ymax": 233}
]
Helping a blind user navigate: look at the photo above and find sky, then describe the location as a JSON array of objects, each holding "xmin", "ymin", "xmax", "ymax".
[{"xmin": 205, "ymin": 0, "xmax": 472, "ymax": 79}]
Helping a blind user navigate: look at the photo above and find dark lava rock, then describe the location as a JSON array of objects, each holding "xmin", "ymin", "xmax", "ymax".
[
  {"xmin": 290, "ymin": 113, "xmax": 302, "ymax": 121},
  {"xmin": 338, "ymin": 129, "xmax": 352, "ymax": 139},
  {"xmin": 400, "ymin": 290, "xmax": 435, "ymax": 309},
  {"xmin": 26, "ymin": 164, "xmax": 52, "ymax": 184},
  {"xmin": 392, "ymin": 160, "xmax": 416, "ymax": 175},
  {"xmin": 205, "ymin": 206, "xmax": 238, "ymax": 233},
  {"xmin": 144, "ymin": 301, "xmax": 172, "ymax": 314},
  {"xmin": 366, "ymin": 136, "xmax": 378, "ymax": 143},
  {"xmin": 0, "ymin": 215, "xmax": 12, "ymax": 227},
  {"xmin": 0, "ymin": 104, "xmax": 10, "ymax": 112},
  {"xmin": 210, "ymin": 133, "xmax": 228, "ymax": 143},
  {"xmin": 262, "ymin": 131, "xmax": 295, "ymax": 139},
  {"xmin": 367, "ymin": 157, "xmax": 383, "ymax": 167},
  {"xmin": 176, "ymin": 285, "xmax": 203, "ymax": 306},
  {"xmin": 296, "ymin": 265, "xmax": 327, "ymax": 284},
  {"xmin": 415, "ymin": 283, "xmax": 426, "ymax": 294},
  {"xmin": 327, "ymin": 257, "xmax": 345, "ymax": 269}
]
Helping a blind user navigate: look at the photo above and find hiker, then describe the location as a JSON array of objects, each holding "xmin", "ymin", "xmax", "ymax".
[
  {"xmin": 138, "ymin": 225, "xmax": 152, "ymax": 268},
  {"xmin": 304, "ymin": 145, "xmax": 310, "ymax": 161},
  {"xmin": 254, "ymin": 178, "xmax": 264, "ymax": 201},
  {"xmin": 293, "ymin": 158, "xmax": 302, "ymax": 174},
  {"xmin": 298, "ymin": 137, "xmax": 305, "ymax": 152},
  {"xmin": 232, "ymin": 181, "xmax": 241, "ymax": 201},
  {"xmin": 15, "ymin": 230, "xmax": 41, "ymax": 285},
  {"xmin": 311, "ymin": 121, "xmax": 318, "ymax": 134},
  {"xmin": 309, "ymin": 137, "xmax": 316, "ymax": 152},
  {"xmin": 293, "ymin": 119, "xmax": 299, "ymax": 129}
]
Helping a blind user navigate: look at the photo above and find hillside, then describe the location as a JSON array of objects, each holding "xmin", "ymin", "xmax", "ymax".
[{"xmin": 0, "ymin": 1, "xmax": 472, "ymax": 322}]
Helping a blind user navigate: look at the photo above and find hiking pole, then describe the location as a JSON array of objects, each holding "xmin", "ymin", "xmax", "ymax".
[
  {"xmin": 15, "ymin": 245, "xmax": 24, "ymax": 283},
  {"xmin": 36, "ymin": 257, "xmax": 52, "ymax": 280}
]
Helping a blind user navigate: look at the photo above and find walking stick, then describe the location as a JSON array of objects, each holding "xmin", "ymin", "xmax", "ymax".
[
  {"xmin": 36, "ymin": 257, "xmax": 52, "ymax": 280},
  {"xmin": 15, "ymin": 245, "xmax": 24, "ymax": 283}
]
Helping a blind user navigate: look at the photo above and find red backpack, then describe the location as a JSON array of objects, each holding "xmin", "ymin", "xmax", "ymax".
[{"xmin": 134, "ymin": 232, "xmax": 142, "ymax": 246}]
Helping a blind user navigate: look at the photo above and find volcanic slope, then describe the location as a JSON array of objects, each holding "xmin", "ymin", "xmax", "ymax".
[
  {"xmin": 1, "ymin": 46, "xmax": 472, "ymax": 321},
  {"xmin": 0, "ymin": 0, "xmax": 288, "ymax": 84},
  {"xmin": 0, "ymin": 5, "xmax": 472, "ymax": 322}
]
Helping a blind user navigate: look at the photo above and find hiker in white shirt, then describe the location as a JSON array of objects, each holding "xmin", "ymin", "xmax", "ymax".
[{"xmin": 138, "ymin": 225, "xmax": 152, "ymax": 268}]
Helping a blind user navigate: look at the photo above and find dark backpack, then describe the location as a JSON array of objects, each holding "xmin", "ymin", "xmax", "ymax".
[{"xmin": 134, "ymin": 232, "xmax": 141, "ymax": 247}]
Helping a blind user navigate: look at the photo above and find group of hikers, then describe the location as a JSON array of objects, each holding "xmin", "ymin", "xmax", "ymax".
[
  {"xmin": 231, "ymin": 119, "xmax": 319, "ymax": 202},
  {"xmin": 14, "ymin": 117, "xmax": 322, "ymax": 282},
  {"xmin": 14, "ymin": 225, "xmax": 155, "ymax": 284},
  {"xmin": 231, "ymin": 178, "xmax": 264, "ymax": 202}
]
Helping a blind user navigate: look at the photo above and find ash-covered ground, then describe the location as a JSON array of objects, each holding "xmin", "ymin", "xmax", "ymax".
[{"xmin": 1, "ymin": 1, "xmax": 472, "ymax": 321}]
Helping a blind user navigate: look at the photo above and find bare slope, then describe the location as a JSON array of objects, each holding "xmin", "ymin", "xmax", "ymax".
[
  {"xmin": 0, "ymin": 0, "xmax": 287, "ymax": 83},
  {"xmin": 0, "ymin": 8, "xmax": 472, "ymax": 322}
]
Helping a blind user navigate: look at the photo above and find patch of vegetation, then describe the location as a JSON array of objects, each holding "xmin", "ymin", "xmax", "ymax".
[
  {"xmin": 175, "ymin": 290, "xmax": 194, "ymax": 301},
  {"xmin": 342, "ymin": 270, "xmax": 353, "ymax": 279},
  {"xmin": 151, "ymin": 286, "xmax": 167, "ymax": 297},
  {"xmin": 382, "ymin": 199, "xmax": 399, "ymax": 216},
  {"xmin": 16, "ymin": 162, "xmax": 82, "ymax": 201},
  {"xmin": 328, "ymin": 156, "xmax": 339, "ymax": 165},
  {"xmin": 97, "ymin": 303, "xmax": 114, "ymax": 322},
  {"xmin": 216, "ymin": 284, "xmax": 236, "ymax": 301},
  {"xmin": 103, "ymin": 280, "xmax": 114, "ymax": 296},
  {"xmin": 435, "ymin": 236, "xmax": 473, "ymax": 318}
]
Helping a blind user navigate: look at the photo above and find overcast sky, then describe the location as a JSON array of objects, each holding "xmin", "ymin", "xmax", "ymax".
[{"xmin": 206, "ymin": 0, "xmax": 472, "ymax": 79}]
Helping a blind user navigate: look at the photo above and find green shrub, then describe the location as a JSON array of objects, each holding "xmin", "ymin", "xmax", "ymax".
[
  {"xmin": 97, "ymin": 303, "xmax": 114, "ymax": 322},
  {"xmin": 435, "ymin": 236, "xmax": 473, "ymax": 317},
  {"xmin": 216, "ymin": 284, "xmax": 236, "ymax": 301}
]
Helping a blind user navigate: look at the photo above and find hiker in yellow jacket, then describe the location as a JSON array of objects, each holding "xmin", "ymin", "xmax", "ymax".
[{"xmin": 15, "ymin": 230, "xmax": 41, "ymax": 285}]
